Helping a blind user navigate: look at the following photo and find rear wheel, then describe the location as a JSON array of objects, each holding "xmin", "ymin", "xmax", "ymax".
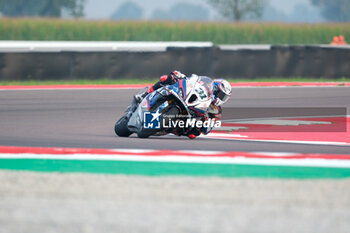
[{"xmin": 114, "ymin": 115, "xmax": 132, "ymax": 137}]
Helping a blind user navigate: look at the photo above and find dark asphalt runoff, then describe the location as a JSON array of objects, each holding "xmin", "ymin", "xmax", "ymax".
[{"xmin": 0, "ymin": 87, "xmax": 349, "ymax": 154}]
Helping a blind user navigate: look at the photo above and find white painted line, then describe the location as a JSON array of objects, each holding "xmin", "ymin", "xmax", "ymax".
[
  {"xmin": 201, "ymin": 133, "xmax": 248, "ymax": 138},
  {"xmin": 201, "ymin": 134, "xmax": 350, "ymax": 146},
  {"xmin": 251, "ymin": 152, "xmax": 300, "ymax": 156},
  {"xmin": 214, "ymin": 126, "xmax": 248, "ymax": 131},
  {"xmin": 222, "ymin": 115, "xmax": 350, "ymax": 123},
  {"xmin": 219, "ymin": 45, "xmax": 271, "ymax": 51},
  {"xmin": 0, "ymin": 41, "xmax": 214, "ymax": 52},
  {"xmin": 229, "ymin": 119, "xmax": 332, "ymax": 126},
  {"xmin": 1, "ymin": 153, "xmax": 350, "ymax": 168}
]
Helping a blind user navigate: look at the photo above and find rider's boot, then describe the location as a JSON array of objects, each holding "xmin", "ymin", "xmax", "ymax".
[
  {"xmin": 134, "ymin": 87, "xmax": 154, "ymax": 103},
  {"xmin": 134, "ymin": 91, "xmax": 148, "ymax": 103}
]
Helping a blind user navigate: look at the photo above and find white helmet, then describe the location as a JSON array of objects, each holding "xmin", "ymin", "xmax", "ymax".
[{"xmin": 211, "ymin": 79, "xmax": 232, "ymax": 106}]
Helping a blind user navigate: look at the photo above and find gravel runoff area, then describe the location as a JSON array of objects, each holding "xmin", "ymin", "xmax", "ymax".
[{"xmin": 0, "ymin": 171, "xmax": 349, "ymax": 233}]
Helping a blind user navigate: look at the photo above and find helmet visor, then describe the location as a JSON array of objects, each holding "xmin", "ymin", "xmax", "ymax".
[{"xmin": 214, "ymin": 88, "xmax": 230, "ymax": 103}]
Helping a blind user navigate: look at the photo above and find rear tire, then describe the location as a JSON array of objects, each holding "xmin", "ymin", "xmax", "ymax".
[{"xmin": 115, "ymin": 115, "xmax": 132, "ymax": 137}]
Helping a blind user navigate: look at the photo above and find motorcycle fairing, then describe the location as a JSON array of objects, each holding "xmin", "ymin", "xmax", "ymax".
[{"xmin": 126, "ymin": 75, "xmax": 213, "ymax": 135}]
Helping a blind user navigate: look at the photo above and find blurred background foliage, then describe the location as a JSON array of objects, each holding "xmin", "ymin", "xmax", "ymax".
[
  {"xmin": 0, "ymin": 18, "xmax": 348, "ymax": 44},
  {"xmin": 0, "ymin": 0, "xmax": 349, "ymax": 44},
  {"xmin": 0, "ymin": 0, "xmax": 349, "ymax": 22}
]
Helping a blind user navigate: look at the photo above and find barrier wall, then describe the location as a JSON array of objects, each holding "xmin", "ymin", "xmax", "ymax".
[{"xmin": 0, "ymin": 43, "xmax": 349, "ymax": 80}]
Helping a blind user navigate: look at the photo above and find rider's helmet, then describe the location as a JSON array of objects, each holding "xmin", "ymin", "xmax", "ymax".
[{"xmin": 211, "ymin": 79, "xmax": 232, "ymax": 106}]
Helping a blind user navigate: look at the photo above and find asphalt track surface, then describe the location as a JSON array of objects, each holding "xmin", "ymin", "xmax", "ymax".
[
  {"xmin": 0, "ymin": 87, "xmax": 349, "ymax": 154},
  {"xmin": 1, "ymin": 87, "xmax": 350, "ymax": 233}
]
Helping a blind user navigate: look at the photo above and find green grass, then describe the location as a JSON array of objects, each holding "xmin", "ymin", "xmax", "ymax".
[
  {"xmin": 0, "ymin": 77, "xmax": 349, "ymax": 86},
  {"xmin": 0, "ymin": 18, "xmax": 350, "ymax": 44}
]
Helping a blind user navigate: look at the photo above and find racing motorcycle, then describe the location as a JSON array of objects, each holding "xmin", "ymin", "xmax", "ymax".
[{"xmin": 114, "ymin": 75, "xmax": 214, "ymax": 138}]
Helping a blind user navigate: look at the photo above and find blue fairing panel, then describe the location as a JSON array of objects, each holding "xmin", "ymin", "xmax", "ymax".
[{"xmin": 146, "ymin": 91, "xmax": 159, "ymax": 109}]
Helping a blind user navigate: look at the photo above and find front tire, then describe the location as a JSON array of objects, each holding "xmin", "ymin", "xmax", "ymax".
[
  {"xmin": 115, "ymin": 115, "xmax": 132, "ymax": 137},
  {"xmin": 137, "ymin": 130, "xmax": 154, "ymax": 138}
]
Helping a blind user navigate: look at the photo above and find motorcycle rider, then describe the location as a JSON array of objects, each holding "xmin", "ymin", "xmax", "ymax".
[{"xmin": 135, "ymin": 70, "xmax": 232, "ymax": 139}]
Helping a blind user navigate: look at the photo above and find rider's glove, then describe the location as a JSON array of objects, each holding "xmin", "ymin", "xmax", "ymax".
[
  {"xmin": 169, "ymin": 70, "xmax": 186, "ymax": 82},
  {"xmin": 159, "ymin": 70, "xmax": 186, "ymax": 85}
]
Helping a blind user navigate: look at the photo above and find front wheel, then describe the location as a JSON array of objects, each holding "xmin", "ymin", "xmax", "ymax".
[{"xmin": 115, "ymin": 115, "xmax": 132, "ymax": 137}]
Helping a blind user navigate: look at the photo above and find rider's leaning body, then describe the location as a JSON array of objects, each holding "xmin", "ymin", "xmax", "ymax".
[{"xmin": 136, "ymin": 70, "xmax": 232, "ymax": 139}]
